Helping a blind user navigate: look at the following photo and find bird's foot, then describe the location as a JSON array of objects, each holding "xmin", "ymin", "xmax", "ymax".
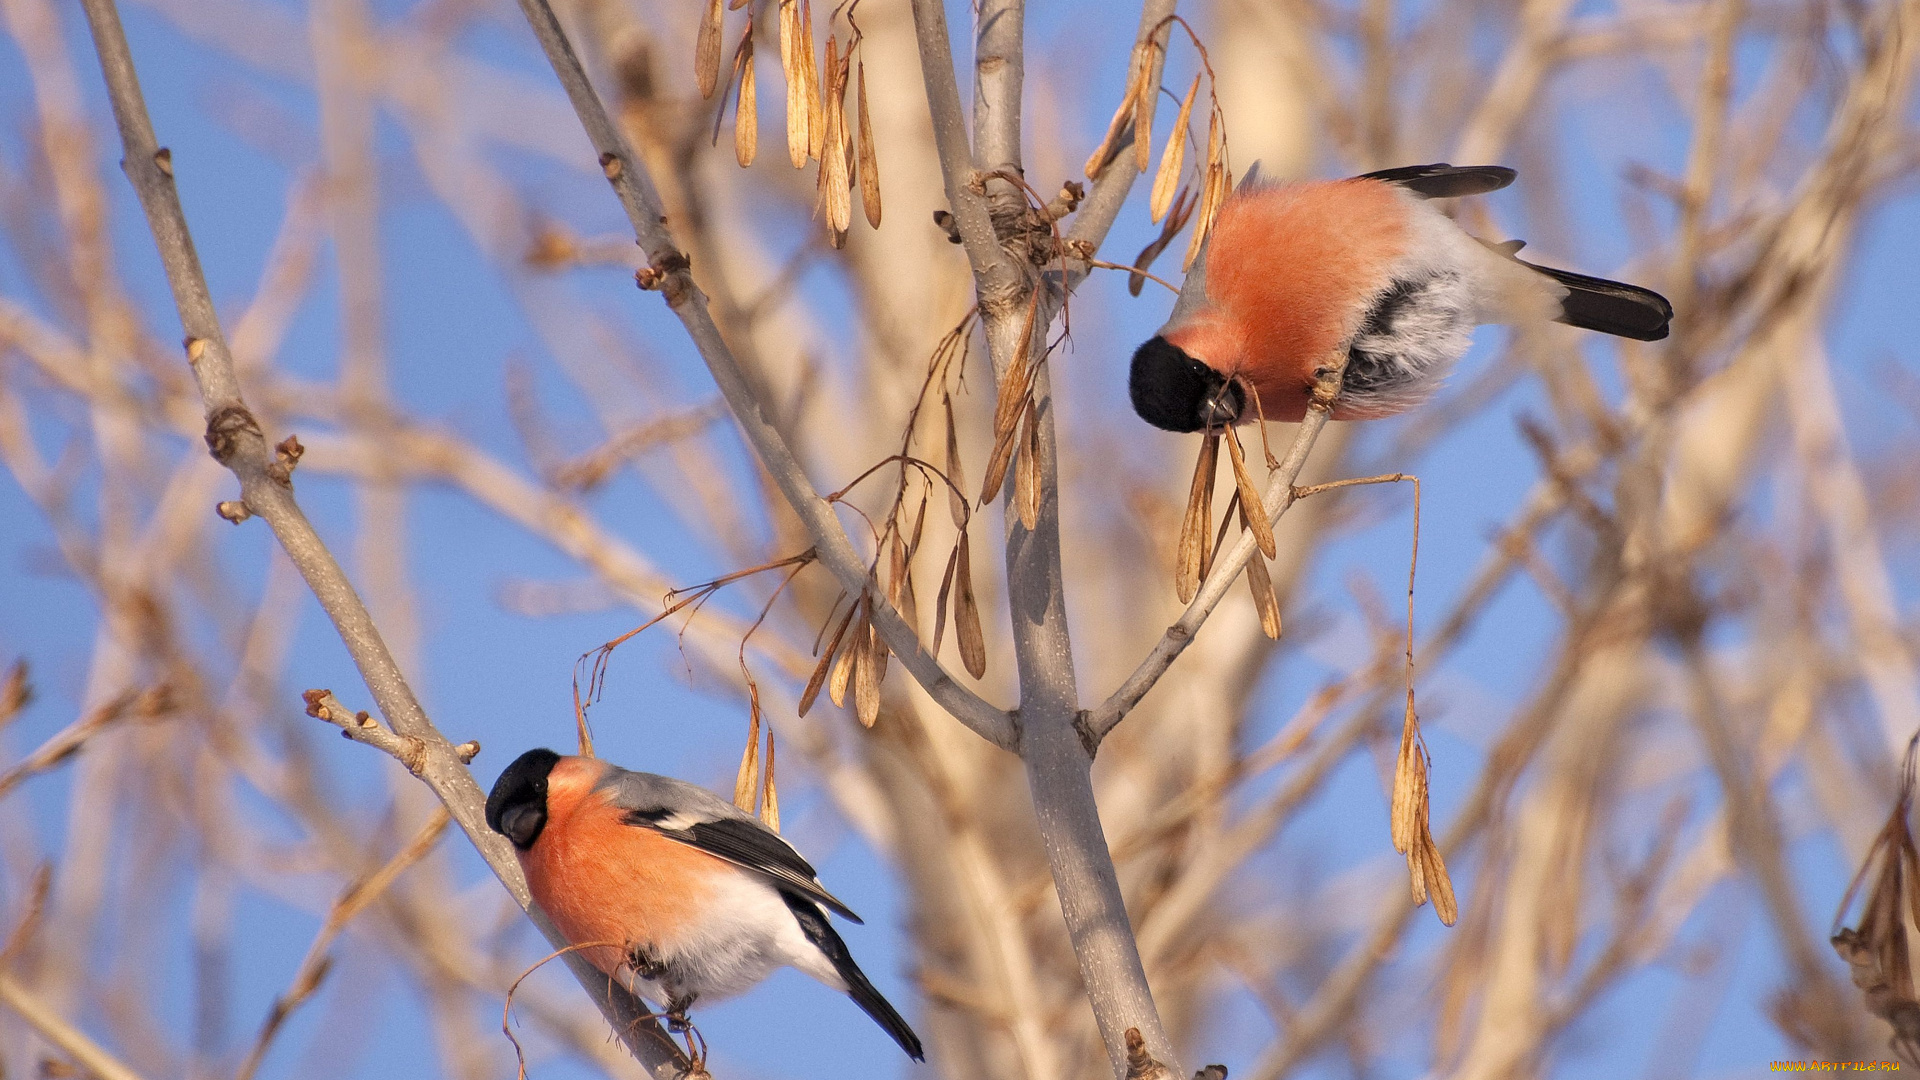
[
  {"xmin": 663, "ymin": 997, "xmax": 707, "ymax": 1076},
  {"xmin": 664, "ymin": 993, "xmax": 697, "ymax": 1033},
  {"xmin": 627, "ymin": 945, "xmax": 668, "ymax": 982}
]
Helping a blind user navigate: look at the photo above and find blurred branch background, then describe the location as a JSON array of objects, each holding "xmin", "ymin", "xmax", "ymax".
[{"xmin": 1, "ymin": 0, "xmax": 1917, "ymax": 1076}]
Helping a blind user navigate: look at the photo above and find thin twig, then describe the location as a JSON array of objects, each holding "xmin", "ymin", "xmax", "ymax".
[
  {"xmin": 0, "ymin": 972, "xmax": 150, "ymax": 1080},
  {"xmin": 70, "ymin": 2, "xmax": 686, "ymax": 1072},
  {"xmin": 234, "ymin": 807, "xmax": 453, "ymax": 1080},
  {"xmin": 1085, "ymin": 362, "xmax": 1349, "ymax": 747},
  {"xmin": 510, "ymin": 0, "xmax": 1016, "ymax": 752},
  {"xmin": 0, "ymin": 688, "xmax": 144, "ymax": 801}
]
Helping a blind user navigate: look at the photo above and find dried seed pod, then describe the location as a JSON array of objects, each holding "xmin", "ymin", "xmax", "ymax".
[
  {"xmin": 943, "ymin": 392, "xmax": 969, "ymax": 528},
  {"xmin": 1205, "ymin": 121, "xmax": 1230, "ymax": 226},
  {"xmin": 887, "ymin": 527, "xmax": 915, "ymax": 630},
  {"xmin": 1084, "ymin": 42, "xmax": 1147, "ymax": 178},
  {"xmin": 759, "ymin": 732, "xmax": 779, "ymax": 831},
  {"xmin": 799, "ymin": 601, "xmax": 855, "ymax": 716},
  {"xmin": 733, "ymin": 685, "xmax": 762, "ymax": 811},
  {"xmin": 1175, "ymin": 432, "xmax": 1219, "ymax": 602},
  {"xmin": 980, "ymin": 409, "xmax": 1020, "ymax": 507},
  {"xmin": 908, "ymin": 491, "xmax": 930, "ymax": 557},
  {"xmin": 802, "ymin": 0, "xmax": 823, "ymax": 161},
  {"xmin": 954, "ymin": 533, "xmax": 987, "ymax": 678},
  {"xmin": 981, "ymin": 295, "xmax": 1040, "ymax": 503},
  {"xmin": 1224, "ymin": 424, "xmax": 1276, "ymax": 559},
  {"xmin": 853, "ymin": 613, "xmax": 881, "ymax": 727},
  {"xmin": 1391, "ymin": 708, "xmax": 1423, "ymax": 854},
  {"xmin": 932, "ymin": 542, "xmax": 960, "ymax": 656},
  {"xmin": 828, "ymin": 597, "xmax": 865, "ymax": 708},
  {"xmin": 856, "ymin": 61, "xmax": 882, "ymax": 228},
  {"xmin": 781, "ymin": 0, "xmax": 807, "ymax": 168},
  {"xmin": 1237, "ymin": 500, "xmax": 1282, "ymax": 639},
  {"xmin": 866, "ymin": 612, "xmax": 889, "ymax": 703},
  {"xmin": 696, "ymin": 0, "xmax": 725, "ymax": 99},
  {"xmin": 1016, "ymin": 397, "xmax": 1041, "ymax": 531},
  {"xmin": 1132, "ymin": 185, "xmax": 1194, "ymax": 296},
  {"xmin": 735, "ymin": 40, "xmax": 757, "ymax": 167},
  {"xmin": 818, "ymin": 37, "xmax": 851, "ymax": 243},
  {"xmin": 1422, "ymin": 833, "xmax": 1457, "ymax": 925},
  {"xmin": 1132, "ymin": 39, "xmax": 1161, "ymax": 173},
  {"xmin": 1183, "ymin": 111, "xmax": 1226, "ymax": 271},
  {"xmin": 888, "ymin": 528, "xmax": 908, "ymax": 610},
  {"xmin": 1151, "ymin": 73, "xmax": 1200, "ymax": 223},
  {"xmin": 897, "ymin": 543, "xmax": 920, "ymax": 630}
]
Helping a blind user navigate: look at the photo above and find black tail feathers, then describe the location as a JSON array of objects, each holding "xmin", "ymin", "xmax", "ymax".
[
  {"xmin": 835, "ymin": 948, "xmax": 925, "ymax": 1062},
  {"xmin": 1520, "ymin": 258, "xmax": 1673, "ymax": 341},
  {"xmin": 782, "ymin": 893, "xmax": 926, "ymax": 1061}
]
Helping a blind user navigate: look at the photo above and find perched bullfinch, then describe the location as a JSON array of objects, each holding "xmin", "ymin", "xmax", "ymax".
[
  {"xmin": 1130, "ymin": 163, "xmax": 1673, "ymax": 430},
  {"xmin": 485, "ymin": 748, "xmax": 924, "ymax": 1061}
]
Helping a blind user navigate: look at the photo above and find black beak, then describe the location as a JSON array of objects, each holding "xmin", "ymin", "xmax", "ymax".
[
  {"xmin": 1201, "ymin": 380, "xmax": 1245, "ymax": 428},
  {"xmin": 499, "ymin": 802, "xmax": 546, "ymax": 849}
]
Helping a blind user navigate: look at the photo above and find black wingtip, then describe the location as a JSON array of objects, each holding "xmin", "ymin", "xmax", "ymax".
[
  {"xmin": 1520, "ymin": 259, "xmax": 1674, "ymax": 341},
  {"xmin": 1357, "ymin": 163, "xmax": 1518, "ymax": 199}
]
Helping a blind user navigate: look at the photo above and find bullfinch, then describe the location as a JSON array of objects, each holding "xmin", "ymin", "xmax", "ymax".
[
  {"xmin": 1130, "ymin": 163, "xmax": 1673, "ymax": 431},
  {"xmin": 484, "ymin": 748, "xmax": 924, "ymax": 1061}
]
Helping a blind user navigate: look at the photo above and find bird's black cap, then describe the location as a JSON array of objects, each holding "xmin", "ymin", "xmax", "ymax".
[
  {"xmin": 1129, "ymin": 336, "xmax": 1244, "ymax": 433},
  {"xmin": 486, "ymin": 748, "xmax": 561, "ymax": 850}
]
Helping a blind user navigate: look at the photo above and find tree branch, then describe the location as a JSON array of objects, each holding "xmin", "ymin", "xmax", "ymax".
[
  {"xmin": 909, "ymin": 0, "xmax": 1188, "ymax": 1074},
  {"xmin": 0, "ymin": 972, "xmax": 149, "ymax": 1080},
  {"xmin": 509, "ymin": 0, "xmax": 1017, "ymax": 753},
  {"xmin": 1084, "ymin": 397, "xmax": 1339, "ymax": 746},
  {"xmin": 72, "ymin": 2, "xmax": 686, "ymax": 1074},
  {"xmin": 909, "ymin": 0, "xmax": 1027, "ymax": 317}
]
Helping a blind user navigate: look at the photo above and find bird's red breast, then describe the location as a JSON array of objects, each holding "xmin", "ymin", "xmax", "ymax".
[
  {"xmin": 519, "ymin": 756, "xmax": 726, "ymax": 978},
  {"xmin": 1169, "ymin": 179, "xmax": 1413, "ymax": 421}
]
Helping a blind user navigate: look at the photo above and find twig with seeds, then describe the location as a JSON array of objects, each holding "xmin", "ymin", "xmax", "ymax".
[
  {"xmin": 907, "ymin": 0, "xmax": 1191, "ymax": 1071},
  {"xmin": 1085, "ymin": 356, "xmax": 1351, "ymax": 748},
  {"xmin": 510, "ymin": 0, "xmax": 1015, "ymax": 751},
  {"xmin": 69, "ymin": 3, "xmax": 680, "ymax": 1066}
]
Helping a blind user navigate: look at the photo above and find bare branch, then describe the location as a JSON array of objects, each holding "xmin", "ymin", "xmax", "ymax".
[
  {"xmin": 509, "ymin": 0, "xmax": 1017, "ymax": 752},
  {"xmin": 0, "ymin": 973, "xmax": 150, "ymax": 1080},
  {"xmin": 70, "ymin": 1, "xmax": 686, "ymax": 1072},
  {"xmin": 0, "ymin": 686, "xmax": 148, "ymax": 801},
  {"xmin": 903, "ymin": 0, "xmax": 1198, "ymax": 1073},
  {"xmin": 1085, "ymin": 369, "xmax": 1346, "ymax": 746},
  {"xmin": 908, "ymin": 0, "xmax": 1027, "ymax": 315},
  {"xmin": 234, "ymin": 806, "xmax": 453, "ymax": 1080}
]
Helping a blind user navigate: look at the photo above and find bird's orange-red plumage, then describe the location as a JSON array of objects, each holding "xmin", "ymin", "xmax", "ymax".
[
  {"xmin": 487, "ymin": 747, "xmax": 926, "ymax": 1059},
  {"xmin": 520, "ymin": 756, "xmax": 725, "ymax": 978},
  {"xmin": 1167, "ymin": 179, "xmax": 1412, "ymax": 421},
  {"xmin": 1131, "ymin": 164, "xmax": 1673, "ymax": 434}
]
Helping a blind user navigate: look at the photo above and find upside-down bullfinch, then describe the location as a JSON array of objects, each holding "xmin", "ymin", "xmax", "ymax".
[
  {"xmin": 1130, "ymin": 163, "xmax": 1673, "ymax": 431},
  {"xmin": 485, "ymin": 748, "xmax": 924, "ymax": 1061}
]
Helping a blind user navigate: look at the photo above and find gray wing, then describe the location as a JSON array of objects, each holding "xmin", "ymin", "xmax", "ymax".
[{"xmin": 598, "ymin": 768, "xmax": 863, "ymax": 923}]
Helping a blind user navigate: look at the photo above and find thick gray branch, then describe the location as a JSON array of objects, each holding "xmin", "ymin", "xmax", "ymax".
[
  {"xmin": 909, "ymin": 0, "xmax": 1027, "ymax": 315},
  {"xmin": 73, "ymin": 1, "xmax": 686, "ymax": 1073},
  {"xmin": 913, "ymin": 0, "xmax": 1187, "ymax": 1074},
  {"xmin": 510, "ymin": 0, "xmax": 1018, "ymax": 753}
]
